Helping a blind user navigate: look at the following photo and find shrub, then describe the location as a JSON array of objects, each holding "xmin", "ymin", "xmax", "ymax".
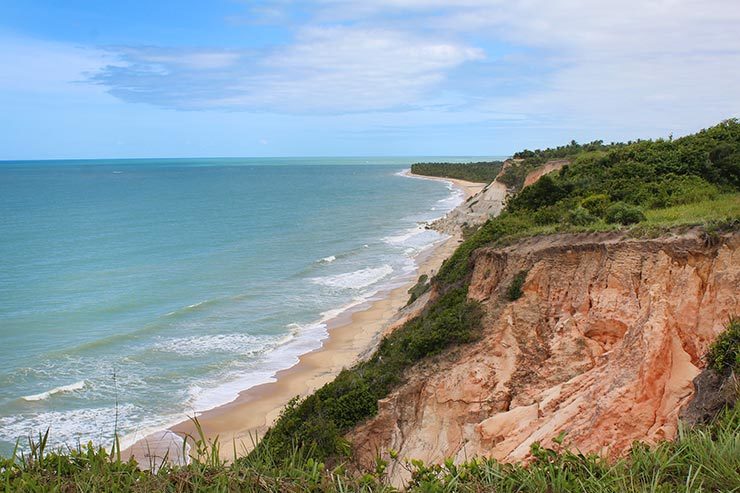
[
  {"xmin": 506, "ymin": 270, "xmax": 528, "ymax": 301},
  {"xmin": 436, "ymin": 212, "xmax": 535, "ymax": 286},
  {"xmin": 407, "ymin": 274, "xmax": 430, "ymax": 305},
  {"xmin": 706, "ymin": 318, "xmax": 740, "ymax": 375},
  {"xmin": 580, "ymin": 193, "xmax": 611, "ymax": 217},
  {"xmin": 647, "ymin": 175, "xmax": 721, "ymax": 208},
  {"xmin": 532, "ymin": 206, "xmax": 562, "ymax": 225},
  {"xmin": 708, "ymin": 141, "xmax": 740, "ymax": 188},
  {"xmin": 410, "ymin": 162, "xmax": 504, "ymax": 183},
  {"xmin": 605, "ymin": 202, "xmax": 646, "ymax": 225},
  {"xmin": 567, "ymin": 206, "xmax": 597, "ymax": 226}
]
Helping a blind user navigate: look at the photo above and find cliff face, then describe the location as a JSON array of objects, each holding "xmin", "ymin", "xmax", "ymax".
[
  {"xmin": 522, "ymin": 158, "xmax": 569, "ymax": 188},
  {"xmin": 348, "ymin": 229, "xmax": 739, "ymax": 482},
  {"xmin": 431, "ymin": 180, "xmax": 507, "ymax": 235}
]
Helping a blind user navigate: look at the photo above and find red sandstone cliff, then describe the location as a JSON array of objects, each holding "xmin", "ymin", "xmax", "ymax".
[{"xmin": 348, "ymin": 229, "xmax": 739, "ymax": 483}]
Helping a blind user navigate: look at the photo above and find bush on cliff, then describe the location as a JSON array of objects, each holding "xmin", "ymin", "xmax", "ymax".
[
  {"xmin": 508, "ymin": 119, "xmax": 740, "ymax": 215},
  {"xmin": 506, "ymin": 270, "xmax": 528, "ymax": 301},
  {"xmin": 567, "ymin": 205, "xmax": 598, "ymax": 226},
  {"xmin": 605, "ymin": 202, "xmax": 646, "ymax": 225},
  {"xmin": 580, "ymin": 193, "xmax": 611, "ymax": 217},
  {"xmin": 406, "ymin": 274, "xmax": 429, "ymax": 305},
  {"xmin": 707, "ymin": 317, "xmax": 740, "ymax": 375}
]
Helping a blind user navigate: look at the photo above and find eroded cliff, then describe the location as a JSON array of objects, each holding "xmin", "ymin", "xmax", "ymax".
[{"xmin": 348, "ymin": 228, "xmax": 739, "ymax": 483}]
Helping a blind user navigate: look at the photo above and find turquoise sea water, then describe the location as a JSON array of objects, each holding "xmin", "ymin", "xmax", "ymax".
[{"xmin": 0, "ymin": 157, "xmax": 500, "ymax": 454}]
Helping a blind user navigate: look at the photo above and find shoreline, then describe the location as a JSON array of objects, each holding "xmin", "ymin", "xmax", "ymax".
[{"xmin": 124, "ymin": 173, "xmax": 485, "ymax": 464}]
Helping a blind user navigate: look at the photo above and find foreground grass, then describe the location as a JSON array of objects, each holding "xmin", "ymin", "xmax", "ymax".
[{"xmin": 2, "ymin": 404, "xmax": 738, "ymax": 492}]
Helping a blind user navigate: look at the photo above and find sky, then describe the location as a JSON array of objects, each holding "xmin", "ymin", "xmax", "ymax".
[{"xmin": 1, "ymin": 0, "xmax": 739, "ymax": 160}]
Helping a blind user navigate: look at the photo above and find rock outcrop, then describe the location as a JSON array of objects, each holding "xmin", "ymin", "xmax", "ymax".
[
  {"xmin": 348, "ymin": 229, "xmax": 739, "ymax": 484},
  {"xmin": 430, "ymin": 158, "xmax": 570, "ymax": 235},
  {"xmin": 431, "ymin": 176, "xmax": 507, "ymax": 235},
  {"xmin": 680, "ymin": 368, "xmax": 738, "ymax": 426},
  {"xmin": 522, "ymin": 159, "xmax": 569, "ymax": 188}
]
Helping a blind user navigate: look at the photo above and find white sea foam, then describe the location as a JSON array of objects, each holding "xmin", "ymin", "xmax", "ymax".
[
  {"xmin": 318, "ymin": 255, "xmax": 336, "ymax": 263},
  {"xmin": 22, "ymin": 380, "xmax": 87, "ymax": 402},
  {"xmin": 397, "ymin": 168, "xmax": 465, "ymax": 218},
  {"xmin": 311, "ymin": 264, "xmax": 394, "ymax": 290},
  {"xmin": 436, "ymin": 186, "xmax": 465, "ymax": 211},
  {"xmin": 383, "ymin": 226, "xmax": 444, "ymax": 252},
  {"xmin": 186, "ymin": 321, "xmax": 329, "ymax": 412},
  {"xmin": 153, "ymin": 333, "xmax": 290, "ymax": 356},
  {"xmin": 184, "ymin": 293, "xmax": 378, "ymax": 413},
  {"xmin": 0, "ymin": 404, "xmax": 138, "ymax": 450}
]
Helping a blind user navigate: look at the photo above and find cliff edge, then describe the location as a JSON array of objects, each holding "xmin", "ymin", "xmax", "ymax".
[{"xmin": 348, "ymin": 228, "xmax": 739, "ymax": 483}]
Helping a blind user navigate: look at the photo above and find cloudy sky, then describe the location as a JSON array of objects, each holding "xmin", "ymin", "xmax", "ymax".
[{"xmin": 1, "ymin": 0, "xmax": 738, "ymax": 159}]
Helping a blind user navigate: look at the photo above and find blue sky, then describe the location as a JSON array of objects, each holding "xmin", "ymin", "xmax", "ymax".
[{"xmin": 1, "ymin": 0, "xmax": 738, "ymax": 159}]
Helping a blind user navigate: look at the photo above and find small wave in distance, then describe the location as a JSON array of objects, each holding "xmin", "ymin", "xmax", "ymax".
[{"xmin": 22, "ymin": 381, "xmax": 87, "ymax": 402}]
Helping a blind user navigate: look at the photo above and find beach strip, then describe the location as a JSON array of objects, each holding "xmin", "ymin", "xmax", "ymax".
[{"xmin": 125, "ymin": 174, "xmax": 485, "ymax": 463}]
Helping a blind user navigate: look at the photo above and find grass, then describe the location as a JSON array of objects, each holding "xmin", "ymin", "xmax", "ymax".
[
  {"xmin": 644, "ymin": 194, "xmax": 740, "ymax": 227},
  {"xmin": 2, "ymin": 404, "xmax": 738, "ymax": 492},
  {"xmin": 453, "ymin": 194, "xmax": 740, "ymax": 255}
]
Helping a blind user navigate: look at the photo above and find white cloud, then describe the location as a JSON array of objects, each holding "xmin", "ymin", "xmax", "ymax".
[
  {"xmin": 0, "ymin": 34, "xmax": 113, "ymax": 94},
  {"xmin": 445, "ymin": 0, "xmax": 740, "ymax": 131},
  {"xmin": 317, "ymin": 0, "xmax": 740, "ymax": 129},
  {"xmin": 92, "ymin": 27, "xmax": 484, "ymax": 112},
  {"xmin": 274, "ymin": 0, "xmax": 740, "ymax": 129},
  {"xmin": 212, "ymin": 27, "xmax": 484, "ymax": 111},
  {"xmin": 9, "ymin": 0, "xmax": 737, "ymax": 135},
  {"xmin": 134, "ymin": 51, "xmax": 242, "ymax": 70}
]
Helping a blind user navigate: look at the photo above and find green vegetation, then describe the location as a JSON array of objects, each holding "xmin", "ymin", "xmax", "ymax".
[
  {"xmin": 605, "ymin": 202, "xmax": 646, "ymax": 225},
  {"xmin": 498, "ymin": 139, "xmax": 611, "ymax": 190},
  {"xmin": 580, "ymin": 193, "xmax": 611, "ymax": 217},
  {"xmin": 3, "ymin": 121, "xmax": 739, "ymax": 491},
  {"xmin": 406, "ymin": 274, "xmax": 429, "ymax": 305},
  {"xmin": 3, "ymin": 404, "xmax": 738, "ymax": 492},
  {"xmin": 706, "ymin": 318, "xmax": 740, "ymax": 375},
  {"xmin": 410, "ymin": 161, "xmax": 503, "ymax": 183},
  {"xmin": 258, "ymin": 113, "xmax": 739, "ymax": 464},
  {"xmin": 506, "ymin": 270, "xmax": 528, "ymax": 301},
  {"xmin": 508, "ymin": 120, "xmax": 739, "ymax": 215},
  {"xmin": 643, "ymin": 194, "xmax": 740, "ymax": 228},
  {"xmin": 256, "ymin": 287, "xmax": 482, "ymax": 461},
  {"xmin": 432, "ymin": 121, "xmax": 740, "ymax": 288}
]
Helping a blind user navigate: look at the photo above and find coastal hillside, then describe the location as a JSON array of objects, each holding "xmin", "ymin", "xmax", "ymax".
[
  {"xmin": 255, "ymin": 120, "xmax": 740, "ymax": 482},
  {"xmin": 350, "ymin": 228, "xmax": 738, "ymax": 484},
  {"xmin": 4, "ymin": 122, "xmax": 739, "ymax": 491}
]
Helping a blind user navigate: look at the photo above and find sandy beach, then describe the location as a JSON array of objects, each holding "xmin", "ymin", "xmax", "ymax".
[{"xmin": 124, "ymin": 173, "xmax": 485, "ymax": 464}]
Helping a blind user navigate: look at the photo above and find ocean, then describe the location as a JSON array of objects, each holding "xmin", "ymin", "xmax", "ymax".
[{"xmin": 0, "ymin": 157, "xmax": 500, "ymax": 454}]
